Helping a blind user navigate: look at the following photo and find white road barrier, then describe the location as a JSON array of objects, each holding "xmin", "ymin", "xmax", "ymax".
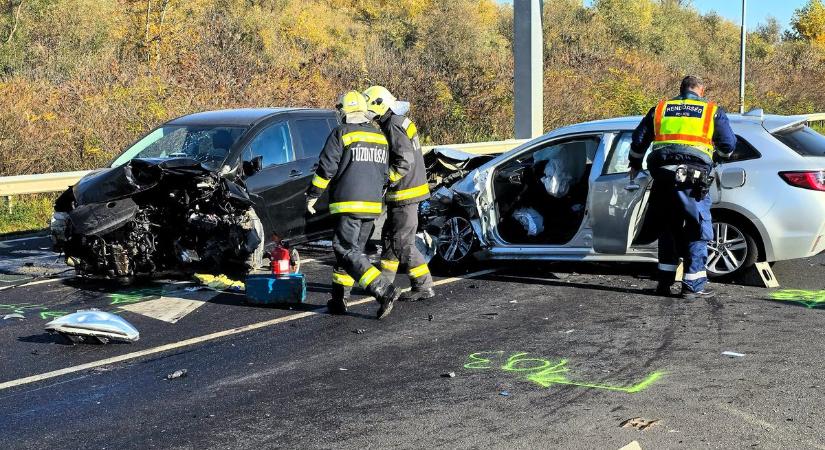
[{"xmin": 0, "ymin": 140, "xmax": 528, "ymax": 197}]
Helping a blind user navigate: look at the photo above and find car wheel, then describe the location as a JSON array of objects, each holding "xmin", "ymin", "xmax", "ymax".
[
  {"xmin": 706, "ymin": 219, "xmax": 758, "ymax": 279},
  {"xmin": 432, "ymin": 215, "xmax": 478, "ymax": 270}
]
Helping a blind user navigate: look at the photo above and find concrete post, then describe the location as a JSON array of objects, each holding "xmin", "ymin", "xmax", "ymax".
[{"xmin": 514, "ymin": 0, "xmax": 544, "ymax": 139}]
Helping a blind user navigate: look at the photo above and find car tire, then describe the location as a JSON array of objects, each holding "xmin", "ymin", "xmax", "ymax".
[
  {"xmin": 706, "ymin": 217, "xmax": 759, "ymax": 279},
  {"xmin": 430, "ymin": 214, "xmax": 479, "ymax": 273}
]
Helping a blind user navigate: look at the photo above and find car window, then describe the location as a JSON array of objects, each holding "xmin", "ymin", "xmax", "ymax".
[
  {"xmin": 111, "ymin": 125, "xmax": 246, "ymax": 169},
  {"xmin": 604, "ymin": 133, "xmax": 648, "ymax": 175},
  {"xmin": 243, "ymin": 122, "xmax": 294, "ymax": 167},
  {"xmin": 722, "ymin": 137, "xmax": 761, "ymax": 163},
  {"xmin": 772, "ymin": 125, "xmax": 825, "ymax": 157},
  {"xmin": 292, "ymin": 118, "xmax": 334, "ymax": 159}
]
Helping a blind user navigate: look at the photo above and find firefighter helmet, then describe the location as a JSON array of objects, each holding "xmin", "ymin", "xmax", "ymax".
[{"xmin": 363, "ymin": 85, "xmax": 397, "ymax": 116}]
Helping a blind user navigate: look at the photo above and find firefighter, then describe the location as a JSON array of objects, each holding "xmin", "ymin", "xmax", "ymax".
[
  {"xmin": 306, "ymin": 91, "xmax": 400, "ymax": 319},
  {"xmin": 363, "ymin": 85, "xmax": 435, "ymax": 302},
  {"xmin": 629, "ymin": 75, "xmax": 736, "ymax": 299}
]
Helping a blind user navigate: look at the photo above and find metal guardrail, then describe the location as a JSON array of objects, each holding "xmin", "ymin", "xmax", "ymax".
[
  {"xmin": 0, "ymin": 170, "xmax": 95, "ymax": 197},
  {"xmin": 0, "ymin": 139, "xmax": 529, "ymax": 197}
]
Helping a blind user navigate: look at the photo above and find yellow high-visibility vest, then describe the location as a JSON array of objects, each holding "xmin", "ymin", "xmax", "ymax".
[{"xmin": 653, "ymin": 98, "xmax": 717, "ymax": 158}]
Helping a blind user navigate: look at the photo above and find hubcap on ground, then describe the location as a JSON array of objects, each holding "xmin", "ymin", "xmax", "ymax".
[
  {"xmin": 706, "ymin": 222, "xmax": 748, "ymax": 275},
  {"xmin": 437, "ymin": 217, "xmax": 475, "ymax": 263}
]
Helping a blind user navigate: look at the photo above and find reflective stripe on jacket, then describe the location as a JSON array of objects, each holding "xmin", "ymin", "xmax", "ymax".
[
  {"xmin": 653, "ymin": 98, "xmax": 717, "ymax": 159},
  {"xmin": 307, "ymin": 122, "xmax": 389, "ymax": 218},
  {"xmin": 380, "ymin": 113, "xmax": 430, "ymax": 205}
]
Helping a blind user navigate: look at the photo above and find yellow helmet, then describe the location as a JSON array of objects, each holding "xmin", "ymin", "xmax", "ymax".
[
  {"xmin": 363, "ymin": 85, "xmax": 397, "ymax": 116},
  {"xmin": 336, "ymin": 90, "xmax": 368, "ymax": 115}
]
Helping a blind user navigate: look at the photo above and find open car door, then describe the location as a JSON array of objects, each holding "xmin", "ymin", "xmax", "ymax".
[{"xmin": 590, "ymin": 133, "xmax": 654, "ymax": 254}]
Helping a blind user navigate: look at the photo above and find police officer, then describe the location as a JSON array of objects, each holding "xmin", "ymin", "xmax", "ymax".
[
  {"xmin": 629, "ymin": 76, "xmax": 736, "ymax": 299},
  {"xmin": 306, "ymin": 91, "xmax": 400, "ymax": 319},
  {"xmin": 363, "ymin": 86, "xmax": 435, "ymax": 302}
]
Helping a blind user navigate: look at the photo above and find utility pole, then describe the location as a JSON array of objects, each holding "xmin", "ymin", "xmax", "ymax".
[
  {"xmin": 739, "ymin": 0, "xmax": 747, "ymax": 114},
  {"xmin": 514, "ymin": 0, "xmax": 544, "ymax": 139}
]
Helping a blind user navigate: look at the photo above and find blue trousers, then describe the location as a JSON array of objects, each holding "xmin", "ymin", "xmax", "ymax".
[{"xmin": 650, "ymin": 168, "xmax": 714, "ymax": 293}]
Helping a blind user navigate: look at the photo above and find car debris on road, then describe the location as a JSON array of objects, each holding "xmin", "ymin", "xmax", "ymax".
[
  {"xmin": 44, "ymin": 309, "xmax": 140, "ymax": 344},
  {"xmin": 166, "ymin": 369, "xmax": 188, "ymax": 380}
]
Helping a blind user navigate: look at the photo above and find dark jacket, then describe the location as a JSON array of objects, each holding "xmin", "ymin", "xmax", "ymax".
[
  {"xmin": 630, "ymin": 91, "xmax": 736, "ymax": 170},
  {"xmin": 378, "ymin": 112, "xmax": 430, "ymax": 205},
  {"xmin": 307, "ymin": 122, "xmax": 389, "ymax": 218}
]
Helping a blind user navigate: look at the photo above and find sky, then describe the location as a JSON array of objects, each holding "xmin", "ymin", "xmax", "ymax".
[{"xmin": 496, "ymin": 0, "xmax": 809, "ymax": 30}]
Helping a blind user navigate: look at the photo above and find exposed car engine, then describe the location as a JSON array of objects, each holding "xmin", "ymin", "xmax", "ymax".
[{"xmin": 51, "ymin": 158, "xmax": 263, "ymax": 281}]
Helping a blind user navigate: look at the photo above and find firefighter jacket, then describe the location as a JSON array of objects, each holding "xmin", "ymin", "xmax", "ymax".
[
  {"xmin": 378, "ymin": 112, "xmax": 431, "ymax": 206},
  {"xmin": 629, "ymin": 91, "xmax": 736, "ymax": 170},
  {"xmin": 307, "ymin": 122, "xmax": 389, "ymax": 218}
]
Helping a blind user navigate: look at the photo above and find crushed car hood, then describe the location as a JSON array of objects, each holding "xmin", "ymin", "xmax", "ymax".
[
  {"xmin": 52, "ymin": 157, "xmax": 261, "ymax": 280},
  {"xmin": 69, "ymin": 158, "xmax": 211, "ymax": 206}
]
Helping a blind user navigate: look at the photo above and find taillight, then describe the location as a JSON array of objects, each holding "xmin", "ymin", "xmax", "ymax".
[{"xmin": 779, "ymin": 171, "xmax": 825, "ymax": 191}]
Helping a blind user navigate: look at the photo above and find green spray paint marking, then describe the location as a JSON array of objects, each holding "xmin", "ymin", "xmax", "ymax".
[
  {"xmin": 0, "ymin": 303, "xmax": 68, "ymax": 320},
  {"xmin": 108, "ymin": 287, "xmax": 164, "ymax": 305},
  {"xmin": 465, "ymin": 351, "xmax": 664, "ymax": 394},
  {"xmin": 770, "ymin": 289, "xmax": 825, "ymax": 308},
  {"xmin": 39, "ymin": 311, "xmax": 68, "ymax": 320}
]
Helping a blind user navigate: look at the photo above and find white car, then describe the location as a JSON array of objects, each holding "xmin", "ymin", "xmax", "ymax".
[{"xmin": 422, "ymin": 111, "xmax": 825, "ymax": 278}]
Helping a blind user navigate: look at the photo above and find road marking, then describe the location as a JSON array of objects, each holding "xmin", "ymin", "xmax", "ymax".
[
  {"xmin": 119, "ymin": 290, "xmax": 217, "ymax": 323},
  {"xmin": 0, "ymin": 268, "xmax": 496, "ymax": 392},
  {"xmin": 0, "ymin": 235, "xmax": 49, "ymax": 245},
  {"xmin": 0, "ymin": 277, "xmax": 67, "ymax": 292}
]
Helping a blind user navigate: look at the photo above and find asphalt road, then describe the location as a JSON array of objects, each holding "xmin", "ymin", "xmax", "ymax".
[{"xmin": 0, "ymin": 236, "xmax": 824, "ymax": 449}]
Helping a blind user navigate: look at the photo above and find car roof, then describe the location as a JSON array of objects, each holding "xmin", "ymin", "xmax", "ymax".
[
  {"xmin": 545, "ymin": 112, "xmax": 817, "ymax": 138},
  {"xmin": 167, "ymin": 108, "xmax": 334, "ymax": 127}
]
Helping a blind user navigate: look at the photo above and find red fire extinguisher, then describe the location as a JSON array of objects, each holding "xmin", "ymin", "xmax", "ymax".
[{"xmin": 270, "ymin": 244, "xmax": 291, "ymax": 276}]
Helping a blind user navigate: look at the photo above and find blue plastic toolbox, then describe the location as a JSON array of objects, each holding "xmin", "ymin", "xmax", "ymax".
[{"xmin": 245, "ymin": 273, "xmax": 306, "ymax": 305}]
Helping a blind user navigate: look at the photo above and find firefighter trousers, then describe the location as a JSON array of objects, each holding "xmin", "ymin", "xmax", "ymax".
[
  {"xmin": 331, "ymin": 215, "xmax": 392, "ymax": 301},
  {"xmin": 380, "ymin": 202, "xmax": 433, "ymax": 290},
  {"xmin": 650, "ymin": 167, "xmax": 714, "ymax": 293}
]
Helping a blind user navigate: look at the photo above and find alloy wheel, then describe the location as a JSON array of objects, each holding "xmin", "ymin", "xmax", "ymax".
[
  {"xmin": 437, "ymin": 216, "xmax": 475, "ymax": 263},
  {"xmin": 706, "ymin": 222, "xmax": 749, "ymax": 276}
]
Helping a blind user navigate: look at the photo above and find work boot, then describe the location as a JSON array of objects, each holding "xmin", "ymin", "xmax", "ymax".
[
  {"xmin": 400, "ymin": 287, "xmax": 436, "ymax": 302},
  {"xmin": 653, "ymin": 282, "xmax": 678, "ymax": 297},
  {"xmin": 376, "ymin": 286, "xmax": 401, "ymax": 320},
  {"xmin": 681, "ymin": 288, "xmax": 716, "ymax": 300},
  {"xmin": 327, "ymin": 297, "xmax": 348, "ymax": 315}
]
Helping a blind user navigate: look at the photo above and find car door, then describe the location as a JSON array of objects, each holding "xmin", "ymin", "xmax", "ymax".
[
  {"xmin": 590, "ymin": 132, "xmax": 654, "ymax": 254},
  {"xmin": 241, "ymin": 119, "xmax": 306, "ymax": 242},
  {"xmin": 290, "ymin": 115, "xmax": 337, "ymax": 238}
]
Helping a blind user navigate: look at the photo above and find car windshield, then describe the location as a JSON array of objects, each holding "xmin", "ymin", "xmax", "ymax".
[
  {"xmin": 772, "ymin": 125, "xmax": 825, "ymax": 157},
  {"xmin": 111, "ymin": 125, "xmax": 247, "ymax": 168}
]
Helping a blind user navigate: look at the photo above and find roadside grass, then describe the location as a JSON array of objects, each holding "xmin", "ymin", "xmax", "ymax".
[{"xmin": 0, "ymin": 193, "xmax": 57, "ymax": 235}]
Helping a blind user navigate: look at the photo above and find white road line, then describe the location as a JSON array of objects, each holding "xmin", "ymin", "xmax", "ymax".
[
  {"xmin": 0, "ymin": 235, "xmax": 49, "ymax": 245},
  {"xmin": 0, "ymin": 268, "xmax": 496, "ymax": 392},
  {"xmin": 0, "ymin": 277, "xmax": 67, "ymax": 291}
]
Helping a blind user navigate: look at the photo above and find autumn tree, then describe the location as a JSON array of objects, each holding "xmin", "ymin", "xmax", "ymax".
[{"xmin": 793, "ymin": 0, "xmax": 825, "ymax": 44}]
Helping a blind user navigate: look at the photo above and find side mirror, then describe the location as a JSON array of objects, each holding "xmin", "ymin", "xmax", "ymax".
[{"xmin": 243, "ymin": 155, "xmax": 264, "ymax": 177}]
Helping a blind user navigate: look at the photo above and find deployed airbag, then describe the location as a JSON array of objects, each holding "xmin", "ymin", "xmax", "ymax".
[
  {"xmin": 534, "ymin": 143, "xmax": 587, "ymax": 198},
  {"xmin": 512, "ymin": 207, "xmax": 544, "ymax": 236}
]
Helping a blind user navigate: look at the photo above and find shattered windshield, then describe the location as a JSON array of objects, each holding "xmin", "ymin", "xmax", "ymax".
[{"xmin": 111, "ymin": 125, "xmax": 247, "ymax": 169}]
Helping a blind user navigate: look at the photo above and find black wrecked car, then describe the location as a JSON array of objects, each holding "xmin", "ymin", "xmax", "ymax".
[{"xmin": 51, "ymin": 108, "xmax": 339, "ymax": 280}]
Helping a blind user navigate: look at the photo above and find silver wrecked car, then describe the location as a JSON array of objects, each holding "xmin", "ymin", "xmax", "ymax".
[{"xmin": 421, "ymin": 111, "xmax": 825, "ymax": 278}]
